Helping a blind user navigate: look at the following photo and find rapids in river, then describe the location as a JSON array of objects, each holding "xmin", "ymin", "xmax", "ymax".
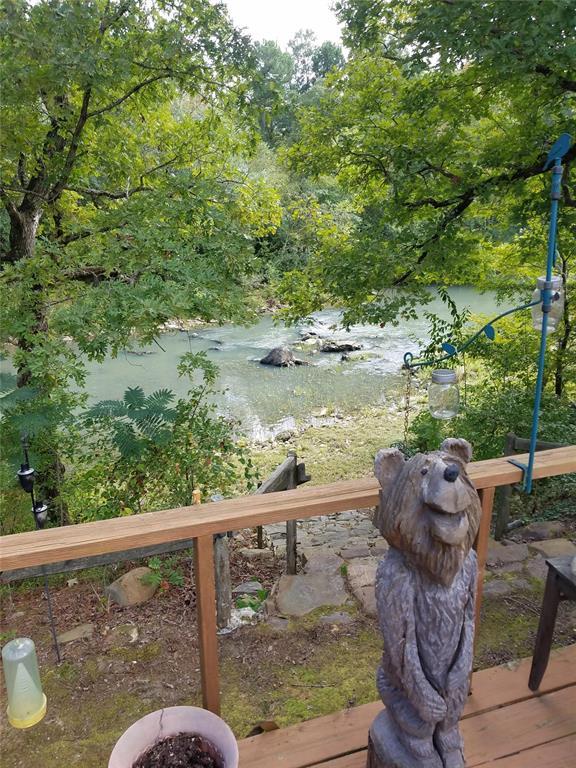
[{"xmin": 81, "ymin": 287, "xmax": 511, "ymax": 441}]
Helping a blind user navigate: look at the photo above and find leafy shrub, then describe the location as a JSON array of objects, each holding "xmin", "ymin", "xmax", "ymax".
[
  {"xmin": 66, "ymin": 352, "xmax": 256, "ymax": 523},
  {"xmin": 141, "ymin": 556, "xmax": 185, "ymax": 592}
]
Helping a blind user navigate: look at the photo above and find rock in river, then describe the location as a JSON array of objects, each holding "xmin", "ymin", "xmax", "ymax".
[
  {"xmin": 260, "ymin": 346, "xmax": 308, "ymax": 367},
  {"xmin": 320, "ymin": 340, "xmax": 363, "ymax": 353}
]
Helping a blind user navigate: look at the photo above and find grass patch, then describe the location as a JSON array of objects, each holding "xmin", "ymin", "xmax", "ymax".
[
  {"xmin": 251, "ymin": 405, "xmax": 402, "ymax": 486},
  {"xmin": 218, "ymin": 622, "xmax": 382, "ymax": 738},
  {"xmin": 474, "ymin": 587, "xmax": 543, "ymax": 667},
  {"xmin": 271, "ymin": 628, "xmax": 381, "ymax": 726},
  {"xmin": 291, "ymin": 603, "xmax": 359, "ymax": 631},
  {"xmin": 110, "ymin": 641, "xmax": 162, "ymax": 663},
  {"xmin": 2, "ymin": 668, "xmax": 149, "ymax": 768}
]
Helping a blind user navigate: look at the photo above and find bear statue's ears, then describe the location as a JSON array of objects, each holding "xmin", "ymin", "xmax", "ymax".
[
  {"xmin": 440, "ymin": 437, "xmax": 473, "ymax": 465},
  {"xmin": 374, "ymin": 447, "xmax": 406, "ymax": 491}
]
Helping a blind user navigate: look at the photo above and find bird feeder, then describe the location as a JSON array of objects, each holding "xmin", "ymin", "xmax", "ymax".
[
  {"xmin": 531, "ymin": 275, "xmax": 564, "ymax": 334},
  {"xmin": 2, "ymin": 637, "xmax": 47, "ymax": 728}
]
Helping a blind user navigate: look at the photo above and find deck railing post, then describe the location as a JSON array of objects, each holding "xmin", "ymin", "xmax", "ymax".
[
  {"xmin": 286, "ymin": 451, "xmax": 298, "ymax": 575},
  {"xmin": 494, "ymin": 433, "xmax": 516, "ymax": 540},
  {"xmin": 474, "ymin": 486, "xmax": 496, "ymax": 643},
  {"xmin": 193, "ymin": 534, "xmax": 220, "ymax": 714}
]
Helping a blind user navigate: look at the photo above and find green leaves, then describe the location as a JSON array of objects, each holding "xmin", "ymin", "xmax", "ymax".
[
  {"xmin": 278, "ymin": 1, "xmax": 575, "ymax": 336},
  {"xmin": 69, "ymin": 352, "xmax": 256, "ymax": 521},
  {"xmin": 142, "ymin": 556, "xmax": 185, "ymax": 591},
  {"xmin": 85, "ymin": 383, "xmax": 178, "ymax": 459},
  {"xmin": 123, "ymin": 387, "xmax": 146, "ymax": 410},
  {"xmin": 0, "ymin": 2, "xmax": 283, "ymax": 511}
]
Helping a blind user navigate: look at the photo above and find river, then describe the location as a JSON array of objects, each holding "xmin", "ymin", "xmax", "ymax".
[{"xmin": 82, "ymin": 287, "xmax": 510, "ymax": 441}]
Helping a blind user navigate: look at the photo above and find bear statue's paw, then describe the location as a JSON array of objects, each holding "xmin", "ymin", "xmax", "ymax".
[
  {"xmin": 441, "ymin": 749, "xmax": 465, "ymax": 768},
  {"xmin": 369, "ymin": 710, "xmax": 443, "ymax": 768}
]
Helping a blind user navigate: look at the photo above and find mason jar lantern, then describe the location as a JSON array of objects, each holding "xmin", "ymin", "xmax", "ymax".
[
  {"xmin": 428, "ymin": 369, "xmax": 459, "ymax": 420},
  {"xmin": 531, "ymin": 275, "xmax": 564, "ymax": 334}
]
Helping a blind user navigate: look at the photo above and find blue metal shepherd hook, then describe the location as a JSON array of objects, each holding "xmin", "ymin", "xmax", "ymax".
[{"xmin": 403, "ymin": 133, "xmax": 573, "ymax": 493}]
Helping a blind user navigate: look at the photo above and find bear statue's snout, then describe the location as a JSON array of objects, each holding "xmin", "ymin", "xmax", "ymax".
[{"xmin": 443, "ymin": 464, "xmax": 460, "ymax": 483}]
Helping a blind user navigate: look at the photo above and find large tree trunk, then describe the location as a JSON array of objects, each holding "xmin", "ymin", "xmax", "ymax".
[
  {"xmin": 7, "ymin": 207, "xmax": 42, "ymax": 263},
  {"xmin": 8, "ymin": 207, "xmax": 70, "ymax": 525}
]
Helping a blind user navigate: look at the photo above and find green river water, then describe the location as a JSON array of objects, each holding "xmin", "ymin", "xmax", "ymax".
[{"xmin": 79, "ymin": 287, "xmax": 510, "ymax": 441}]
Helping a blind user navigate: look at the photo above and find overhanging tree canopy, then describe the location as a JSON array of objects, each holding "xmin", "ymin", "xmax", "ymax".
[
  {"xmin": 0, "ymin": 1, "xmax": 281, "ymax": 377},
  {"xmin": 280, "ymin": 0, "xmax": 575, "ymax": 332},
  {"xmin": 0, "ymin": 0, "xmax": 281, "ymax": 510}
]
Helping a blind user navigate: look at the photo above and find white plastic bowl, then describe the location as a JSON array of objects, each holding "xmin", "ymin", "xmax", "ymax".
[{"xmin": 108, "ymin": 706, "xmax": 238, "ymax": 768}]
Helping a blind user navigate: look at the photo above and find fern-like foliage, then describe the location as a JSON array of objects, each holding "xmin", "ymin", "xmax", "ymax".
[
  {"xmin": 0, "ymin": 385, "xmax": 39, "ymax": 413},
  {"xmin": 85, "ymin": 386, "xmax": 178, "ymax": 459},
  {"xmin": 123, "ymin": 387, "xmax": 146, "ymax": 409},
  {"xmin": 144, "ymin": 389, "xmax": 175, "ymax": 412}
]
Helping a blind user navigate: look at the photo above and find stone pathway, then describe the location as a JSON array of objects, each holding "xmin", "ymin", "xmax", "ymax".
[
  {"xmin": 266, "ymin": 508, "xmax": 386, "ymax": 618},
  {"xmin": 263, "ymin": 508, "xmax": 381, "ymax": 558},
  {"xmin": 264, "ymin": 511, "xmax": 575, "ymax": 620},
  {"xmin": 485, "ymin": 530, "xmax": 576, "ymax": 598}
]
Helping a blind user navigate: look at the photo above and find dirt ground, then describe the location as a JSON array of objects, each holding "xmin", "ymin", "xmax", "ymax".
[{"xmin": 1, "ymin": 535, "xmax": 575, "ymax": 768}]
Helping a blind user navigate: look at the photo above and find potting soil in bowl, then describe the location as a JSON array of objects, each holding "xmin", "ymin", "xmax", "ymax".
[{"xmin": 132, "ymin": 733, "xmax": 224, "ymax": 768}]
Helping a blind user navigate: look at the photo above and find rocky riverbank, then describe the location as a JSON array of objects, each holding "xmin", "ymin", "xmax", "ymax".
[{"xmin": 249, "ymin": 403, "xmax": 405, "ymax": 486}]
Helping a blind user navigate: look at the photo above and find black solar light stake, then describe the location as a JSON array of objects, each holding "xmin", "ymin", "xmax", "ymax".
[{"xmin": 17, "ymin": 436, "xmax": 61, "ymax": 664}]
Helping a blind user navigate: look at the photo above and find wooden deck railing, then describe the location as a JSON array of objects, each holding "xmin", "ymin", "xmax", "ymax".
[{"xmin": 1, "ymin": 445, "xmax": 575, "ymax": 715}]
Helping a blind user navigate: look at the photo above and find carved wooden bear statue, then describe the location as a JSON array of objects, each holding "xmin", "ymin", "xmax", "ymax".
[{"xmin": 368, "ymin": 438, "xmax": 481, "ymax": 768}]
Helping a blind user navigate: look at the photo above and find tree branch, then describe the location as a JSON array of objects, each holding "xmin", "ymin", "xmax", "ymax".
[
  {"xmin": 0, "ymin": 187, "xmax": 22, "ymax": 224},
  {"xmin": 17, "ymin": 153, "xmax": 27, "ymax": 187},
  {"xmin": 534, "ymin": 64, "xmax": 576, "ymax": 93},
  {"xmin": 405, "ymin": 194, "xmax": 465, "ymax": 209},
  {"xmin": 65, "ymin": 184, "xmax": 150, "ymax": 200},
  {"xmin": 40, "ymin": 2, "xmax": 132, "ymax": 203},
  {"xmin": 99, "ymin": 1, "xmax": 131, "ymax": 34},
  {"xmin": 132, "ymin": 60, "xmax": 228, "ymax": 91},
  {"xmin": 63, "ymin": 154, "xmax": 181, "ymax": 201},
  {"xmin": 65, "ymin": 265, "xmax": 146, "ymax": 286},
  {"xmin": 391, "ymin": 142, "xmax": 576, "ymax": 285},
  {"xmin": 48, "ymin": 88, "xmax": 92, "ymax": 202},
  {"xmin": 65, "ymin": 266, "xmax": 117, "ymax": 284},
  {"xmin": 87, "ymin": 75, "xmax": 167, "ymax": 118},
  {"xmin": 421, "ymin": 161, "xmax": 462, "ymax": 184},
  {"xmin": 393, "ymin": 192, "xmax": 475, "ymax": 285},
  {"xmin": 0, "ymin": 183, "xmax": 49, "ymax": 200},
  {"xmin": 59, "ymin": 223, "xmax": 120, "ymax": 246}
]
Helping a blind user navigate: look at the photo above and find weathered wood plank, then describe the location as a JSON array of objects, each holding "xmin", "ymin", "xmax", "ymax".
[
  {"xmin": 193, "ymin": 535, "xmax": 220, "ymax": 714},
  {"xmin": 286, "ymin": 451, "xmax": 298, "ymax": 575},
  {"xmin": 467, "ymin": 445, "xmax": 575, "ymax": 488},
  {"xmin": 214, "ymin": 534, "xmax": 232, "ymax": 630},
  {"xmin": 494, "ymin": 432, "xmax": 516, "ymax": 541},
  {"xmin": 0, "ymin": 538, "xmax": 194, "ymax": 583},
  {"xmin": 474, "ymin": 486, "xmax": 495, "ymax": 644},
  {"xmin": 308, "ymin": 733, "xmax": 576, "ymax": 768},
  {"xmin": 465, "ymin": 686, "xmax": 576, "ymax": 766},
  {"xmin": 494, "ymin": 433, "xmax": 566, "ymax": 540},
  {"xmin": 238, "ymin": 645, "xmax": 576, "ymax": 768},
  {"xmin": 310, "ymin": 754, "xmax": 365, "ymax": 768},
  {"xmin": 481, "ymin": 733, "xmax": 576, "ymax": 767},
  {"xmin": 254, "ymin": 455, "xmax": 297, "ymax": 495},
  {"xmin": 254, "ymin": 454, "xmax": 298, "ymax": 556},
  {"xmin": 2, "ymin": 447, "xmax": 575, "ymax": 573},
  {"xmin": 511, "ymin": 435, "xmax": 566, "ymax": 452},
  {"xmin": 241, "ymin": 687, "xmax": 576, "ymax": 768}
]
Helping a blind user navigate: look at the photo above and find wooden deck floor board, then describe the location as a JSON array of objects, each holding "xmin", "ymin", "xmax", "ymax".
[
  {"xmin": 482, "ymin": 733, "xmax": 576, "ymax": 767},
  {"xmin": 307, "ymin": 732, "xmax": 576, "ymax": 768},
  {"xmin": 465, "ymin": 686, "xmax": 576, "ymax": 765},
  {"xmin": 238, "ymin": 646, "xmax": 576, "ymax": 768}
]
